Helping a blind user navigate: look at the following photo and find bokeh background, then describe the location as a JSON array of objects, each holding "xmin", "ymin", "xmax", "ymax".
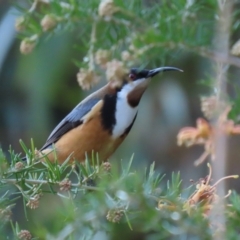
[{"xmin": 1, "ymin": 0, "xmax": 240, "ymax": 192}]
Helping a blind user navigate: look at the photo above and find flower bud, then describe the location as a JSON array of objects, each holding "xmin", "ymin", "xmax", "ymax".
[
  {"xmin": 121, "ymin": 50, "xmax": 133, "ymax": 62},
  {"xmin": 77, "ymin": 68, "xmax": 100, "ymax": 90},
  {"xmin": 17, "ymin": 230, "xmax": 32, "ymax": 240},
  {"xmin": 41, "ymin": 14, "xmax": 58, "ymax": 32},
  {"xmin": 15, "ymin": 161, "xmax": 24, "ymax": 171},
  {"xmin": 59, "ymin": 178, "xmax": 71, "ymax": 191},
  {"xmin": 102, "ymin": 162, "xmax": 111, "ymax": 171},
  {"xmin": 26, "ymin": 194, "xmax": 40, "ymax": 209},
  {"xmin": 98, "ymin": 0, "xmax": 117, "ymax": 18},
  {"xmin": 106, "ymin": 209, "xmax": 124, "ymax": 223},
  {"xmin": 95, "ymin": 49, "xmax": 110, "ymax": 66},
  {"xmin": 20, "ymin": 35, "xmax": 38, "ymax": 55}
]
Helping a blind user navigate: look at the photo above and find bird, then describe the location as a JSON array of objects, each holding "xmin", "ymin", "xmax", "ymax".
[{"xmin": 38, "ymin": 66, "xmax": 182, "ymax": 164}]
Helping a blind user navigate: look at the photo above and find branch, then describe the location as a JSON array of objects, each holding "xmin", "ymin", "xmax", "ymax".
[
  {"xmin": 189, "ymin": 46, "xmax": 240, "ymax": 69},
  {"xmin": 143, "ymin": 42, "xmax": 240, "ymax": 68},
  {"xmin": 1, "ymin": 178, "xmax": 103, "ymax": 191}
]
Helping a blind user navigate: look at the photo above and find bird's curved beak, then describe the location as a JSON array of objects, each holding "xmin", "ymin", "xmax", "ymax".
[{"xmin": 147, "ymin": 66, "xmax": 183, "ymax": 78}]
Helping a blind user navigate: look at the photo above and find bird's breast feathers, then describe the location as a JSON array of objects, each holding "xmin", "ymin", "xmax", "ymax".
[{"xmin": 112, "ymin": 94, "xmax": 138, "ymax": 138}]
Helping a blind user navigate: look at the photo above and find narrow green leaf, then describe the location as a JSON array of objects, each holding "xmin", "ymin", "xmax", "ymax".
[{"xmin": 124, "ymin": 211, "xmax": 133, "ymax": 231}]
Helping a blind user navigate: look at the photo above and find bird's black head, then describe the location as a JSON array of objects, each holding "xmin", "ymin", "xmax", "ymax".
[
  {"xmin": 129, "ymin": 66, "xmax": 183, "ymax": 81},
  {"xmin": 119, "ymin": 66, "xmax": 183, "ymax": 107}
]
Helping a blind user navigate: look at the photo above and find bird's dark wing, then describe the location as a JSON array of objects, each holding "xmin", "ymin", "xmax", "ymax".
[{"xmin": 41, "ymin": 98, "xmax": 100, "ymax": 150}]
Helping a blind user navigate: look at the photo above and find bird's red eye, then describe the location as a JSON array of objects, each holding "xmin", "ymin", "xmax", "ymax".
[{"xmin": 129, "ymin": 73, "xmax": 136, "ymax": 80}]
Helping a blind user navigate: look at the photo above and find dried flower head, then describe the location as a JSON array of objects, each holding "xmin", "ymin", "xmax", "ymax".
[
  {"xmin": 231, "ymin": 39, "xmax": 240, "ymax": 57},
  {"xmin": 177, "ymin": 118, "xmax": 211, "ymax": 147},
  {"xmin": 106, "ymin": 59, "xmax": 127, "ymax": 87},
  {"xmin": 17, "ymin": 230, "xmax": 32, "ymax": 240},
  {"xmin": 20, "ymin": 35, "xmax": 38, "ymax": 55},
  {"xmin": 121, "ymin": 50, "xmax": 134, "ymax": 62},
  {"xmin": 15, "ymin": 16, "xmax": 26, "ymax": 32},
  {"xmin": 0, "ymin": 207, "xmax": 12, "ymax": 222},
  {"xmin": 34, "ymin": 148, "xmax": 42, "ymax": 159},
  {"xmin": 15, "ymin": 161, "xmax": 24, "ymax": 171},
  {"xmin": 200, "ymin": 96, "xmax": 227, "ymax": 120},
  {"xmin": 201, "ymin": 96, "xmax": 217, "ymax": 119},
  {"xmin": 98, "ymin": 0, "xmax": 118, "ymax": 18},
  {"xmin": 177, "ymin": 120, "xmax": 213, "ymax": 166},
  {"xmin": 177, "ymin": 107, "xmax": 240, "ymax": 165},
  {"xmin": 102, "ymin": 162, "xmax": 111, "ymax": 171},
  {"xmin": 184, "ymin": 164, "xmax": 238, "ymax": 216},
  {"xmin": 95, "ymin": 49, "xmax": 110, "ymax": 66},
  {"xmin": 26, "ymin": 194, "xmax": 40, "ymax": 209},
  {"xmin": 77, "ymin": 68, "xmax": 100, "ymax": 90},
  {"xmin": 106, "ymin": 209, "xmax": 124, "ymax": 223},
  {"xmin": 41, "ymin": 14, "xmax": 58, "ymax": 31},
  {"xmin": 59, "ymin": 178, "xmax": 72, "ymax": 191}
]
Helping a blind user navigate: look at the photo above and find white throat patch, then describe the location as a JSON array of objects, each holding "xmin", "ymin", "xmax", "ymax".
[{"xmin": 112, "ymin": 79, "xmax": 145, "ymax": 138}]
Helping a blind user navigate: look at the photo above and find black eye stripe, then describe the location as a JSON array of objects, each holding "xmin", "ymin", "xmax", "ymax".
[{"xmin": 130, "ymin": 68, "xmax": 149, "ymax": 80}]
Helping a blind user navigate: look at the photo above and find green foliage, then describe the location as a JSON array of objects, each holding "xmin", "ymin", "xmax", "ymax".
[
  {"xmin": 228, "ymin": 85, "xmax": 240, "ymax": 122},
  {"xmin": 15, "ymin": 0, "xmax": 221, "ymax": 67},
  {"xmin": 0, "ymin": 143, "xmax": 239, "ymax": 239}
]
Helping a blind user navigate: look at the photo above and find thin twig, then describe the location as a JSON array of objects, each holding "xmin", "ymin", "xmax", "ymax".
[
  {"xmin": 142, "ymin": 42, "xmax": 240, "ymax": 68},
  {"xmin": 1, "ymin": 178, "xmax": 103, "ymax": 191},
  {"xmin": 88, "ymin": 21, "xmax": 97, "ymax": 70},
  {"xmin": 209, "ymin": 2, "xmax": 233, "ymax": 239}
]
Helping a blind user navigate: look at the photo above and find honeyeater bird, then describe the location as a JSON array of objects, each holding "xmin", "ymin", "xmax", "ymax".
[{"xmin": 39, "ymin": 66, "xmax": 182, "ymax": 164}]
